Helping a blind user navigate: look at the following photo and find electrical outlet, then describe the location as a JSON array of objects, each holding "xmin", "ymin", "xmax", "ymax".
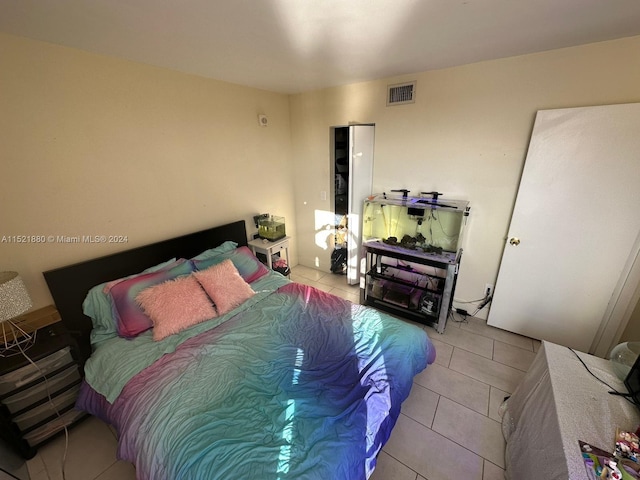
[{"xmin": 484, "ymin": 283, "xmax": 494, "ymax": 297}]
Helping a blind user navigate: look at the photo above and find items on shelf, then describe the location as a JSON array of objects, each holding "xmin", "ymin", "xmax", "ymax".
[
  {"xmin": 361, "ymin": 243, "xmax": 459, "ymax": 334},
  {"xmin": 272, "ymin": 257, "xmax": 290, "ymax": 277},
  {"xmin": 581, "ymin": 430, "xmax": 640, "ymax": 479},
  {"xmin": 254, "ymin": 214, "xmax": 286, "ymax": 241}
]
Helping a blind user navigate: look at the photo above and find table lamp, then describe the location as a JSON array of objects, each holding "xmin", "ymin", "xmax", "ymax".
[{"xmin": 0, "ymin": 271, "xmax": 34, "ymax": 357}]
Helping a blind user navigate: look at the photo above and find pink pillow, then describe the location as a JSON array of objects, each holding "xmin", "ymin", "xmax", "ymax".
[
  {"xmin": 193, "ymin": 259, "xmax": 255, "ymax": 315},
  {"xmin": 136, "ymin": 275, "xmax": 217, "ymax": 341},
  {"xmin": 108, "ymin": 259, "xmax": 194, "ymax": 337},
  {"xmin": 101, "ymin": 258, "xmax": 181, "ymax": 294}
]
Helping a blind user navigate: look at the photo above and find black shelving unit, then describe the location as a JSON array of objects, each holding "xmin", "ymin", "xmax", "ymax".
[
  {"xmin": 361, "ymin": 241, "xmax": 461, "ymax": 333},
  {"xmin": 0, "ymin": 323, "xmax": 88, "ymax": 459}
]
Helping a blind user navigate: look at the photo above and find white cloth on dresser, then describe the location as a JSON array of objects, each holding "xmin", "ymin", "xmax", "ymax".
[{"xmin": 502, "ymin": 341, "xmax": 640, "ymax": 480}]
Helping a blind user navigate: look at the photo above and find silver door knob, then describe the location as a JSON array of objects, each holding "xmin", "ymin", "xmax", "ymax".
[{"xmin": 509, "ymin": 237, "xmax": 521, "ymax": 246}]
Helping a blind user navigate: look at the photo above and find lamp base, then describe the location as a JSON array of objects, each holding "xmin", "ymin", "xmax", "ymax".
[{"xmin": 1, "ymin": 320, "xmax": 36, "ymax": 357}]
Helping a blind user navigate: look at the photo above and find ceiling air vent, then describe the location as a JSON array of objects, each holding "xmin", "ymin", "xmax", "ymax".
[{"xmin": 387, "ymin": 81, "xmax": 416, "ymax": 106}]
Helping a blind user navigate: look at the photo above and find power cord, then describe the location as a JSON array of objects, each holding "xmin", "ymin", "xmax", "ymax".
[
  {"xmin": 449, "ymin": 308, "xmax": 469, "ymax": 324},
  {"xmin": 474, "ymin": 294, "xmax": 493, "ymax": 314},
  {"xmin": 454, "ymin": 296, "xmax": 489, "ymax": 305},
  {"xmin": 567, "ymin": 347, "xmax": 638, "ymax": 407},
  {"xmin": 452, "ymin": 292, "xmax": 493, "ymax": 319},
  {"xmin": 13, "ymin": 327, "xmax": 69, "ymax": 480}
]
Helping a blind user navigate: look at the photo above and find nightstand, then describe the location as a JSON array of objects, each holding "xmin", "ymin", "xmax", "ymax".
[
  {"xmin": 248, "ymin": 236, "xmax": 290, "ymax": 274},
  {"xmin": 0, "ymin": 306, "xmax": 86, "ymax": 459}
]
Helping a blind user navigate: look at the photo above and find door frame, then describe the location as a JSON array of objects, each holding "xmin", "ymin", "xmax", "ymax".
[
  {"xmin": 329, "ymin": 124, "xmax": 375, "ymax": 285},
  {"xmin": 592, "ymin": 231, "xmax": 640, "ymax": 356}
]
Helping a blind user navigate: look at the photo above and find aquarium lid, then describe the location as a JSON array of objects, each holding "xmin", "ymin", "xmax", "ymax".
[{"xmin": 366, "ymin": 193, "xmax": 469, "ymax": 211}]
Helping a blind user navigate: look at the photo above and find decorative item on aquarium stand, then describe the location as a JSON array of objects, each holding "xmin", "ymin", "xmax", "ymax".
[{"xmin": 258, "ymin": 215, "xmax": 286, "ymax": 241}]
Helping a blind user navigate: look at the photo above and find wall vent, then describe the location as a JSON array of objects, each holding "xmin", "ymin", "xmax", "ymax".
[{"xmin": 387, "ymin": 81, "xmax": 416, "ymax": 106}]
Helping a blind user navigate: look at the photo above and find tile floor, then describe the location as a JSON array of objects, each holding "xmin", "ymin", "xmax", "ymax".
[{"xmin": 24, "ymin": 265, "xmax": 540, "ymax": 480}]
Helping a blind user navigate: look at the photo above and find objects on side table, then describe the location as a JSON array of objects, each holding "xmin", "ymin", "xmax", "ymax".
[{"xmin": 609, "ymin": 342, "xmax": 640, "ymax": 381}]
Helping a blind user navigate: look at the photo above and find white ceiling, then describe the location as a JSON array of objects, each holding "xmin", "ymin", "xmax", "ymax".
[{"xmin": 2, "ymin": 0, "xmax": 640, "ymax": 94}]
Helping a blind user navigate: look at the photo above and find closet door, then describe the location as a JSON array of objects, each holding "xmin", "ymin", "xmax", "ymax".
[
  {"xmin": 488, "ymin": 103, "xmax": 640, "ymax": 352},
  {"xmin": 347, "ymin": 125, "xmax": 375, "ymax": 285}
]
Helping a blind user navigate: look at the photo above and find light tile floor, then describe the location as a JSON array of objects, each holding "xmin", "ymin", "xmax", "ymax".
[{"xmin": 25, "ymin": 265, "xmax": 540, "ymax": 480}]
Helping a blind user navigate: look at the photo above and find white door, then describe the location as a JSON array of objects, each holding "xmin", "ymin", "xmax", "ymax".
[
  {"xmin": 347, "ymin": 125, "xmax": 375, "ymax": 285},
  {"xmin": 488, "ymin": 103, "xmax": 640, "ymax": 352}
]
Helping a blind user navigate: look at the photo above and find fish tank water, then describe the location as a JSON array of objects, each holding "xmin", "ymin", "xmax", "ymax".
[
  {"xmin": 362, "ymin": 193, "xmax": 470, "ymax": 262},
  {"xmin": 258, "ymin": 215, "xmax": 286, "ymax": 241}
]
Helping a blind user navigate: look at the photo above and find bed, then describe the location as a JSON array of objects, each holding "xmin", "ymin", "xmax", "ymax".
[{"xmin": 43, "ymin": 220, "xmax": 435, "ymax": 480}]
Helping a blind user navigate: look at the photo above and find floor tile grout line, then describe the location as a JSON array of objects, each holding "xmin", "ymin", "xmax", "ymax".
[
  {"xmin": 378, "ymin": 447, "xmax": 421, "ymax": 480},
  {"xmin": 492, "ymin": 337, "xmax": 538, "ymax": 355},
  {"xmin": 452, "ymin": 314, "xmax": 535, "ymax": 347},
  {"xmin": 26, "ymin": 455, "xmax": 47, "ymax": 477},
  {"xmin": 397, "ymin": 412, "xmax": 496, "ymax": 470},
  {"xmin": 415, "ymin": 383, "xmax": 501, "ymax": 426},
  {"xmin": 449, "ymin": 345, "xmax": 528, "ymax": 378},
  {"xmin": 424, "ymin": 345, "xmax": 499, "ymax": 389},
  {"xmin": 488, "ymin": 357, "xmax": 532, "ymax": 373},
  {"xmin": 422, "ymin": 339, "xmax": 525, "ymax": 402},
  {"xmin": 458, "ymin": 326, "xmax": 536, "ymax": 353},
  {"xmin": 425, "ymin": 330, "xmax": 495, "ymax": 361},
  {"xmin": 446, "ymin": 363, "xmax": 518, "ymax": 397},
  {"xmin": 89, "ymin": 458, "xmax": 120, "ymax": 480},
  {"xmin": 413, "ymin": 379, "xmax": 493, "ymax": 412},
  {"xmin": 431, "ymin": 392, "xmax": 442, "ymax": 429}
]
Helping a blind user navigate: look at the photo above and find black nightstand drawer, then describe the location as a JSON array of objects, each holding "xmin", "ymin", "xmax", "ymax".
[
  {"xmin": 2, "ymin": 365, "xmax": 81, "ymax": 414},
  {"xmin": 0, "ymin": 316, "xmax": 85, "ymax": 459},
  {"xmin": 13, "ymin": 384, "xmax": 81, "ymax": 431},
  {"xmin": 0, "ymin": 347, "xmax": 73, "ymax": 397},
  {"xmin": 23, "ymin": 408, "xmax": 86, "ymax": 448}
]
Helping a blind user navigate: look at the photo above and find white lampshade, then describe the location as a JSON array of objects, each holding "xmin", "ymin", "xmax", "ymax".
[
  {"xmin": 0, "ymin": 271, "xmax": 34, "ymax": 357},
  {"xmin": 0, "ymin": 271, "xmax": 32, "ymax": 322}
]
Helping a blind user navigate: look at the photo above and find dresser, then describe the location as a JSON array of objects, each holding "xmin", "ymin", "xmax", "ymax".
[
  {"xmin": 0, "ymin": 309, "xmax": 86, "ymax": 459},
  {"xmin": 502, "ymin": 341, "xmax": 640, "ymax": 479}
]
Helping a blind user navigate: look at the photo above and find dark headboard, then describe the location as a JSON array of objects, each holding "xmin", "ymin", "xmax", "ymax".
[{"xmin": 43, "ymin": 220, "xmax": 248, "ymax": 364}]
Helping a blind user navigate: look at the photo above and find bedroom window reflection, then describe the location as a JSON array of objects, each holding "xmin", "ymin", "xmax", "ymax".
[
  {"xmin": 292, "ymin": 347, "xmax": 304, "ymax": 385},
  {"xmin": 354, "ymin": 309, "xmax": 390, "ymax": 457},
  {"xmin": 278, "ymin": 347, "xmax": 304, "ymax": 478},
  {"xmin": 277, "ymin": 399, "xmax": 297, "ymax": 477}
]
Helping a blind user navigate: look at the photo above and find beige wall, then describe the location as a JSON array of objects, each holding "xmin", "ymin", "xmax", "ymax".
[
  {"xmin": 0, "ymin": 33, "xmax": 296, "ymax": 308},
  {"xmin": 290, "ymin": 36, "xmax": 640, "ymax": 316},
  {"xmin": 3, "ymin": 31, "xmax": 640, "ymax": 326}
]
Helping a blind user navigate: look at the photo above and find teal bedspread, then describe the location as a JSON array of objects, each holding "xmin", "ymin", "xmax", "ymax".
[{"xmin": 78, "ymin": 279, "xmax": 434, "ymax": 480}]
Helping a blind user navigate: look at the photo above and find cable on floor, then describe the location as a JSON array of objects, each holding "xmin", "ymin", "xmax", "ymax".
[{"xmin": 13, "ymin": 327, "xmax": 69, "ymax": 480}]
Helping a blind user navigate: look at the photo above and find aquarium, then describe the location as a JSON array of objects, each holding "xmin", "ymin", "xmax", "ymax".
[
  {"xmin": 362, "ymin": 193, "xmax": 470, "ymax": 261},
  {"xmin": 258, "ymin": 215, "xmax": 286, "ymax": 241}
]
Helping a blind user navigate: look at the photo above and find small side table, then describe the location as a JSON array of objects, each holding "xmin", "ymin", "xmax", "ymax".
[
  {"xmin": 248, "ymin": 236, "xmax": 290, "ymax": 272},
  {"xmin": 0, "ymin": 306, "xmax": 87, "ymax": 459}
]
